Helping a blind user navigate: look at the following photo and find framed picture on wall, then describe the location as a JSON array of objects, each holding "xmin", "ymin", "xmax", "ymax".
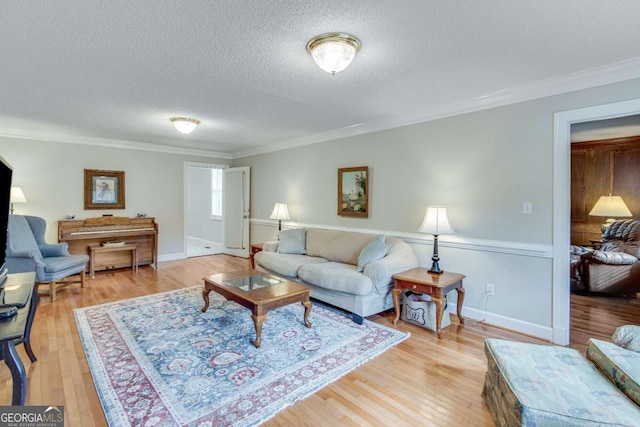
[
  {"xmin": 338, "ymin": 166, "xmax": 368, "ymax": 217},
  {"xmin": 84, "ymin": 169, "xmax": 125, "ymax": 210}
]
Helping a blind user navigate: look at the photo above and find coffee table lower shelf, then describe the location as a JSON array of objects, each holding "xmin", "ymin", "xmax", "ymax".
[{"xmin": 202, "ymin": 269, "xmax": 312, "ymax": 348}]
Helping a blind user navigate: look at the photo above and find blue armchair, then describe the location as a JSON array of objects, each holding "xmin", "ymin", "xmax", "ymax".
[{"xmin": 6, "ymin": 215, "xmax": 89, "ymax": 301}]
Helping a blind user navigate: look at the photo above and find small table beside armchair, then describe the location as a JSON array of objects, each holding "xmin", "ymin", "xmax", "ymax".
[{"xmin": 0, "ymin": 272, "xmax": 38, "ymax": 405}]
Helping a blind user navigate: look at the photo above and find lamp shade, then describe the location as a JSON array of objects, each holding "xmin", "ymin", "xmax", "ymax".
[
  {"xmin": 270, "ymin": 203, "xmax": 291, "ymax": 221},
  {"xmin": 306, "ymin": 33, "xmax": 361, "ymax": 75},
  {"xmin": 10, "ymin": 187, "xmax": 27, "ymax": 204},
  {"xmin": 418, "ymin": 206, "xmax": 455, "ymax": 235},
  {"xmin": 588, "ymin": 195, "xmax": 632, "ymax": 217},
  {"xmin": 170, "ymin": 117, "xmax": 200, "ymax": 134}
]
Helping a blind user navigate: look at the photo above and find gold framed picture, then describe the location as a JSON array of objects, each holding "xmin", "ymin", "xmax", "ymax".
[
  {"xmin": 338, "ymin": 166, "xmax": 368, "ymax": 217},
  {"xmin": 84, "ymin": 169, "xmax": 125, "ymax": 210}
]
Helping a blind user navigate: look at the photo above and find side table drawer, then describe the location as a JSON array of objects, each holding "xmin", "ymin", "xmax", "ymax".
[{"xmin": 394, "ymin": 279, "xmax": 433, "ymax": 295}]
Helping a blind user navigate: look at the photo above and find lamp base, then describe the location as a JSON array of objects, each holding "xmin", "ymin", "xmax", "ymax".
[
  {"xmin": 428, "ymin": 234, "xmax": 444, "ymax": 274},
  {"xmin": 428, "ymin": 264, "xmax": 443, "ymax": 275}
]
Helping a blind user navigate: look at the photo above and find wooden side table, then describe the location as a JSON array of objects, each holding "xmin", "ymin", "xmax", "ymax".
[
  {"xmin": 392, "ymin": 268, "xmax": 465, "ymax": 338},
  {"xmin": 249, "ymin": 243, "xmax": 263, "ymax": 269},
  {"xmin": 88, "ymin": 243, "xmax": 138, "ymax": 278}
]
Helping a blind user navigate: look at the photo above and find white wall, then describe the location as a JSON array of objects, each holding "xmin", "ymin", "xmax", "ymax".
[
  {"xmin": 237, "ymin": 77, "xmax": 640, "ymax": 341},
  {"xmin": 186, "ymin": 165, "xmax": 223, "ymax": 244},
  {"xmin": 0, "ymin": 138, "xmax": 231, "ymax": 260}
]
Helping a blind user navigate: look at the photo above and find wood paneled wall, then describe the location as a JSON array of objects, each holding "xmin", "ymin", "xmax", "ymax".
[{"xmin": 571, "ymin": 136, "xmax": 640, "ymax": 246}]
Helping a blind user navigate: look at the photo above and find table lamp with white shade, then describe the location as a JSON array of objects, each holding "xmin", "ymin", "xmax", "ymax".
[
  {"xmin": 10, "ymin": 187, "xmax": 27, "ymax": 214},
  {"xmin": 418, "ymin": 206, "xmax": 456, "ymax": 274},
  {"xmin": 270, "ymin": 203, "xmax": 291, "ymax": 231},
  {"xmin": 588, "ymin": 194, "xmax": 632, "ymax": 233}
]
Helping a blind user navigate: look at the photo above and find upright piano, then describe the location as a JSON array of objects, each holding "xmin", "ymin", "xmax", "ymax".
[{"xmin": 58, "ymin": 216, "xmax": 158, "ymax": 273}]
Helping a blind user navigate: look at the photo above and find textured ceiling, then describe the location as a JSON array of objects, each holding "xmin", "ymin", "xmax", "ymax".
[{"xmin": 2, "ymin": 1, "xmax": 640, "ymax": 158}]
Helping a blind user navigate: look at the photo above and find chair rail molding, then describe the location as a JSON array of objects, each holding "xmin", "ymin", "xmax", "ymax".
[{"xmin": 250, "ymin": 218, "xmax": 552, "ymax": 259}]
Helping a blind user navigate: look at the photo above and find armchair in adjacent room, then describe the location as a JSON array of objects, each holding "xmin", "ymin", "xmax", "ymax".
[
  {"xmin": 6, "ymin": 215, "xmax": 89, "ymax": 301},
  {"xmin": 580, "ymin": 219, "xmax": 640, "ymax": 295}
]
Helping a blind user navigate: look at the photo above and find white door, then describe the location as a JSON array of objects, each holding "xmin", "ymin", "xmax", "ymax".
[{"xmin": 223, "ymin": 166, "xmax": 250, "ymax": 258}]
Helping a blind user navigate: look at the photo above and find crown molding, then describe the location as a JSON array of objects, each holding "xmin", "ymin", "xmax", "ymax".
[
  {"xmin": 233, "ymin": 56, "xmax": 640, "ymax": 159},
  {"xmin": 0, "ymin": 128, "xmax": 232, "ymax": 159},
  {"xmin": 3, "ymin": 57, "xmax": 639, "ymax": 160}
]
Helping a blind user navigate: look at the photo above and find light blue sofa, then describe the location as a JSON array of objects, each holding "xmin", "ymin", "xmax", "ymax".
[
  {"xmin": 6, "ymin": 215, "xmax": 89, "ymax": 301},
  {"xmin": 483, "ymin": 327, "xmax": 640, "ymax": 426}
]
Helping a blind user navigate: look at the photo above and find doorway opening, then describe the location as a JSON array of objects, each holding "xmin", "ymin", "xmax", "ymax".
[
  {"xmin": 553, "ymin": 98, "xmax": 640, "ymax": 345},
  {"xmin": 184, "ymin": 162, "xmax": 227, "ymax": 258},
  {"xmin": 568, "ymin": 116, "xmax": 640, "ymax": 346}
]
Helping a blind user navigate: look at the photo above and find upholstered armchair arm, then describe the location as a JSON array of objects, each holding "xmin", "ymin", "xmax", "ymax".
[
  {"xmin": 262, "ymin": 241, "xmax": 279, "ymax": 252},
  {"xmin": 5, "ymin": 249, "xmax": 46, "ymax": 276},
  {"xmin": 612, "ymin": 325, "xmax": 640, "ymax": 352},
  {"xmin": 582, "ymin": 250, "xmax": 638, "ymax": 265},
  {"xmin": 364, "ymin": 239, "xmax": 419, "ymax": 294},
  {"xmin": 39, "ymin": 242, "xmax": 70, "ymax": 257}
]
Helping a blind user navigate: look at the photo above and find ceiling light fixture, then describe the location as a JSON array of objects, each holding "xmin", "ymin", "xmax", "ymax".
[
  {"xmin": 306, "ymin": 32, "xmax": 361, "ymax": 75},
  {"xmin": 170, "ymin": 117, "xmax": 200, "ymax": 134}
]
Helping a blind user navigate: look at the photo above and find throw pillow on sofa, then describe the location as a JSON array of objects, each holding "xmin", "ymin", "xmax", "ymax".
[
  {"xmin": 277, "ymin": 228, "xmax": 307, "ymax": 254},
  {"xmin": 612, "ymin": 325, "xmax": 640, "ymax": 352},
  {"xmin": 357, "ymin": 235, "xmax": 387, "ymax": 272}
]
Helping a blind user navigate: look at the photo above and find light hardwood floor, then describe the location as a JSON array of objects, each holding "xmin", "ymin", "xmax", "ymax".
[{"xmin": 1, "ymin": 255, "xmax": 638, "ymax": 426}]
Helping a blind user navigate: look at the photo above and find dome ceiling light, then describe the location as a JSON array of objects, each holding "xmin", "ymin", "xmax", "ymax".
[
  {"xmin": 170, "ymin": 117, "xmax": 200, "ymax": 134},
  {"xmin": 306, "ymin": 32, "xmax": 361, "ymax": 75}
]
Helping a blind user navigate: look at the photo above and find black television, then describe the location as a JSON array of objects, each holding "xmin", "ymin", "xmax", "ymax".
[{"xmin": 0, "ymin": 154, "xmax": 12, "ymax": 286}]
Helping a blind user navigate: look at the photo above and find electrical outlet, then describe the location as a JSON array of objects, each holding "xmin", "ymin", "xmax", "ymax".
[{"xmin": 486, "ymin": 283, "xmax": 495, "ymax": 296}]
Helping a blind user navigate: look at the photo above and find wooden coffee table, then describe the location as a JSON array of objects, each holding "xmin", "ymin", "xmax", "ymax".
[{"xmin": 202, "ymin": 269, "xmax": 312, "ymax": 348}]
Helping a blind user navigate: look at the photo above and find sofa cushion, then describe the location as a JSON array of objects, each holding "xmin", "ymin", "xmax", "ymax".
[
  {"xmin": 277, "ymin": 228, "xmax": 306, "ymax": 254},
  {"xmin": 254, "ymin": 251, "xmax": 326, "ymax": 278},
  {"xmin": 357, "ymin": 235, "xmax": 387, "ymax": 272},
  {"xmin": 612, "ymin": 325, "xmax": 640, "ymax": 352},
  {"xmin": 586, "ymin": 338, "xmax": 640, "ymax": 407},
  {"xmin": 305, "ymin": 229, "xmax": 375, "ymax": 265},
  {"xmin": 43, "ymin": 255, "xmax": 89, "ymax": 274},
  {"xmin": 483, "ymin": 339, "xmax": 640, "ymax": 426},
  {"xmin": 298, "ymin": 262, "xmax": 373, "ymax": 296},
  {"xmin": 583, "ymin": 250, "xmax": 637, "ymax": 265},
  {"xmin": 602, "ymin": 220, "xmax": 640, "ymax": 258}
]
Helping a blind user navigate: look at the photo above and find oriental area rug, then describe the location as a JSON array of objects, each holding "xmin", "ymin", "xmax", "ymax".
[{"xmin": 74, "ymin": 286, "xmax": 408, "ymax": 427}]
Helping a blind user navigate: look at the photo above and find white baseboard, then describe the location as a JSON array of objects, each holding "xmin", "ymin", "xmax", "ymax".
[{"xmin": 461, "ymin": 306, "xmax": 553, "ymax": 341}]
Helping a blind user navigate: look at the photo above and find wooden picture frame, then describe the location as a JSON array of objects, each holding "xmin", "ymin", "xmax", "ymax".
[
  {"xmin": 84, "ymin": 169, "xmax": 125, "ymax": 210},
  {"xmin": 338, "ymin": 166, "xmax": 368, "ymax": 217}
]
